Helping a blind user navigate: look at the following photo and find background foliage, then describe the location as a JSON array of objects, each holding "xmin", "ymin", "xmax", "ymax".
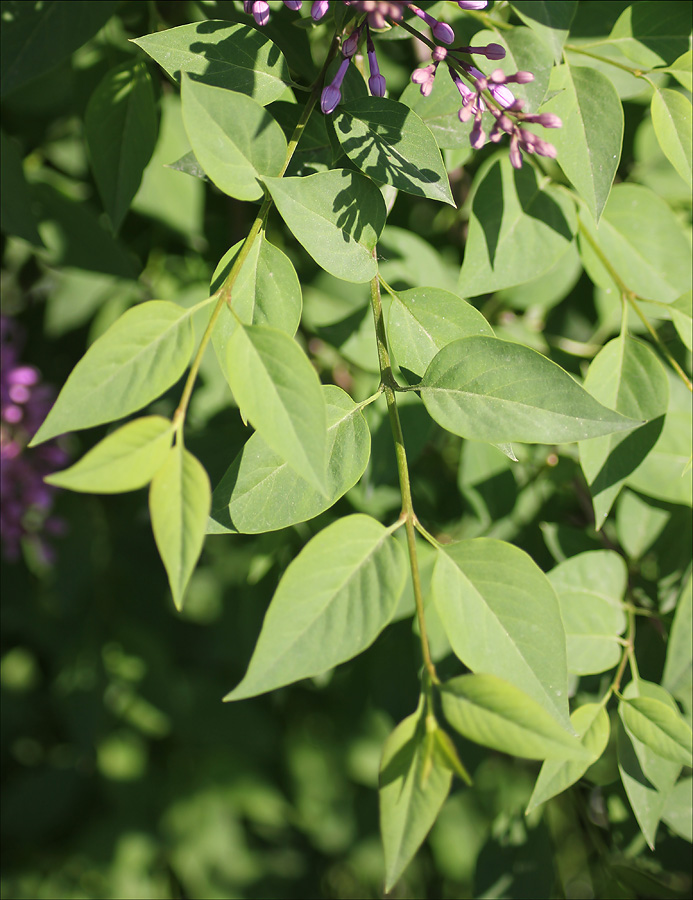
[{"xmin": 1, "ymin": 1, "xmax": 691, "ymax": 898}]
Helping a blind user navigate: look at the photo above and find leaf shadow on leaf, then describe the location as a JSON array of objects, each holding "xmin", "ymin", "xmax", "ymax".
[
  {"xmin": 182, "ymin": 19, "xmax": 283, "ymax": 94},
  {"xmin": 618, "ymin": 723, "xmax": 657, "ymax": 791},
  {"xmin": 380, "ymin": 716, "xmax": 423, "ymax": 798},
  {"xmin": 334, "ymin": 115, "xmax": 446, "ymax": 199},
  {"xmin": 512, "ymin": 166, "xmax": 574, "ymax": 241},
  {"xmin": 333, "ymin": 184, "xmax": 377, "ymax": 245},
  {"xmin": 588, "ymin": 416, "xmax": 664, "ymax": 497}
]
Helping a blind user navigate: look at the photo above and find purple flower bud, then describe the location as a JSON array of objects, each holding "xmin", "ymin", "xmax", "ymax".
[
  {"xmin": 412, "ymin": 64, "xmax": 437, "ymax": 96},
  {"xmin": 8, "ymin": 366, "xmax": 39, "ymax": 386},
  {"xmin": 247, "ymin": 0, "xmax": 270, "ymax": 26},
  {"xmin": 321, "ymin": 57, "xmax": 350, "ymax": 113},
  {"xmin": 283, "ymin": 0, "xmax": 303, "ymax": 8},
  {"xmin": 513, "ymin": 71, "xmax": 535, "ymax": 83},
  {"xmin": 462, "ymin": 43, "xmax": 505, "ymax": 60},
  {"xmin": 367, "ymin": 38, "xmax": 386, "ymax": 96},
  {"xmin": 509, "ymin": 134, "xmax": 523, "ymax": 169},
  {"xmin": 312, "ymin": 0, "xmax": 329, "ymax": 20},
  {"xmin": 342, "ymin": 27, "xmax": 361, "ymax": 58},
  {"xmin": 409, "ymin": 4, "xmax": 454, "ymax": 44},
  {"xmin": 432, "ymin": 46, "xmax": 448, "ymax": 63},
  {"xmin": 523, "ymin": 112, "xmax": 563, "ymax": 128},
  {"xmin": 470, "ymin": 112, "xmax": 486, "ymax": 148},
  {"xmin": 457, "ymin": 1, "xmax": 488, "ymax": 8},
  {"xmin": 490, "ymin": 82, "xmax": 515, "ymax": 108}
]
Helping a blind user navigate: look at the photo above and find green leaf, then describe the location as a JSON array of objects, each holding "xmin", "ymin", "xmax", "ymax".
[
  {"xmin": 618, "ymin": 680, "xmax": 682, "ymax": 849},
  {"xmin": 578, "ymin": 183, "xmax": 693, "ymax": 304},
  {"xmin": 1, "ymin": 1, "xmax": 118, "ymax": 97},
  {"xmin": 458, "ymin": 157, "xmax": 577, "ymax": 296},
  {"xmin": 224, "ymin": 515, "xmax": 407, "ymax": 700},
  {"xmin": 662, "ymin": 575, "xmax": 692, "ymax": 705},
  {"xmin": 663, "ymin": 50, "xmax": 692, "ymax": 92},
  {"xmin": 149, "ymin": 444, "xmax": 211, "ymax": 612},
  {"xmin": 387, "ymin": 287, "xmax": 493, "ymax": 377},
  {"xmin": 578, "ymin": 336, "xmax": 670, "ymax": 526},
  {"xmin": 651, "ymin": 88, "xmax": 692, "ymax": 189},
  {"xmin": 432, "ymin": 539, "xmax": 571, "ymax": 729},
  {"xmin": 208, "ymin": 385, "xmax": 370, "ymax": 534},
  {"xmin": 333, "ymin": 98, "xmax": 454, "ymax": 206},
  {"xmin": 30, "ymin": 301, "xmax": 196, "ymax": 445},
  {"xmin": 222, "ymin": 324, "xmax": 328, "ymax": 493},
  {"xmin": 45, "ymin": 416, "xmax": 173, "ymax": 493},
  {"xmin": 440, "ymin": 674, "xmax": 589, "ymax": 760},
  {"xmin": 0, "ymin": 130, "xmax": 43, "ymax": 245},
  {"xmin": 210, "ymin": 233, "xmax": 302, "ymax": 370},
  {"xmin": 262, "ymin": 170, "xmax": 387, "ymax": 283},
  {"xmin": 662, "ymin": 777, "xmax": 693, "ymax": 843},
  {"xmin": 540, "ymin": 65, "xmax": 623, "ymax": 222},
  {"xmin": 609, "ymin": 1, "xmax": 691, "ymax": 69},
  {"xmin": 420, "ymin": 335, "xmax": 639, "ymax": 445},
  {"xmin": 181, "ymin": 76, "xmax": 286, "ymax": 202},
  {"xmin": 509, "ymin": 1, "xmax": 577, "ymax": 64},
  {"xmin": 471, "ymin": 27, "xmax": 554, "ymax": 111},
  {"xmin": 132, "ymin": 20, "xmax": 290, "ymax": 105},
  {"xmin": 526, "ymin": 704, "xmax": 610, "ymax": 813},
  {"xmin": 615, "ymin": 489, "xmax": 670, "ymax": 561},
  {"xmin": 625, "ymin": 375, "xmax": 693, "ymax": 506},
  {"xmin": 379, "ymin": 699, "xmax": 452, "ymax": 893},
  {"xmin": 85, "ymin": 60, "xmax": 158, "ymax": 232},
  {"xmin": 621, "ymin": 697, "xmax": 693, "ymax": 767},
  {"xmin": 547, "ymin": 551, "xmax": 627, "ymax": 676},
  {"xmin": 670, "ymin": 291, "xmax": 692, "ymax": 352},
  {"xmin": 399, "ymin": 73, "xmax": 474, "ymax": 151}
]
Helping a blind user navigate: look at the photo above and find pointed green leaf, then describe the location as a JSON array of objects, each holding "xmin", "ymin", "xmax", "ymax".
[
  {"xmin": 181, "ymin": 76, "xmax": 286, "ymax": 202},
  {"xmin": 420, "ymin": 335, "xmax": 639, "ymax": 445},
  {"xmin": 547, "ymin": 551, "xmax": 627, "ymax": 676},
  {"xmin": 651, "ymin": 88, "xmax": 692, "ymax": 189},
  {"xmin": 662, "ymin": 777, "xmax": 693, "ymax": 843},
  {"xmin": 579, "ymin": 336, "xmax": 670, "ymax": 527},
  {"xmin": 45, "ymin": 416, "xmax": 173, "ymax": 493},
  {"xmin": 662, "ymin": 575, "xmax": 692, "ymax": 705},
  {"xmin": 210, "ymin": 233, "xmax": 302, "ymax": 377},
  {"xmin": 527, "ymin": 704, "xmax": 610, "ymax": 813},
  {"xmin": 132, "ymin": 20, "xmax": 290, "ymax": 104},
  {"xmin": 379, "ymin": 699, "xmax": 452, "ymax": 893},
  {"xmin": 225, "ymin": 515, "xmax": 407, "ymax": 700},
  {"xmin": 387, "ymin": 287, "xmax": 493, "ymax": 377},
  {"xmin": 333, "ymin": 98, "xmax": 454, "ymax": 206},
  {"xmin": 609, "ymin": 2, "xmax": 691, "ymax": 69},
  {"xmin": 262, "ymin": 170, "xmax": 387, "ymax": 283},
  {"xmin": 432, "ymin": 539, "xmax": 571, "ymax": 729},
  {"xmin": 440, "ymin": 674, "xmax": 589, "ymax": 761},
  {"xmin": 222, "ymin": 325, "xmax": 328, "ymax": 492},
  {"xmin": 618, "ymin": 681, "xmax": 682, "ymax": 849},
  {"xmin": 209, "ymin": 386, "xmax": 370, "ymax": 534},
  {"xmin": 149, "ymin": 444, "xmax": 211, "ymax": 611},
  {"xmin": 509, "ymin": 1, "xmax": 577, "ymax": 63},
  {"xmin": 621, "ymin": 697, "xmax": 693, "ymax": 767},
  {"xmin": 30, "ymin": 301, "xmax": 196, "ymax": 445},
  {"xmin": 540, "ymin": 64, "xmax": 623, "ymax": 222},
  {"xmin": 458, "ymin": 157, "xmax": 577, "ymax": 296},
  {"xmin": 578, "ymin": 184, "xmax": 692, "ymax": 304},
  {"xmin": 85, "ymin": 60, "xmax": 158, "ymax": 232},
  {"xmin": 663, "ymin": 50, "xmax": 692, "ymax": 92},
  {"xmin": 1, "ymin": 1, "xmax": 118, "ymax": 97}
]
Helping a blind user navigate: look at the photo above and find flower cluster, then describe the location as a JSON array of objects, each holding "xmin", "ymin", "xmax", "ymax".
[
  {"xmin": 244, "ymin": 0, "xmax": 560, "ymax": 167},
  {"xmin": 1, "ymin": 316, "xmax": 68, "ymax": 564}
]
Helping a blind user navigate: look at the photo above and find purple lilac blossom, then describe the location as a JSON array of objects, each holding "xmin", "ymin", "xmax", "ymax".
[{"xmin": 0, "ymin": 316, "xmax": 69, "ymax": 564}]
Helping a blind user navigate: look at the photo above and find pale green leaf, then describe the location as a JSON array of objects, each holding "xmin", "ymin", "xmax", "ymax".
[
  {"xmin": 663, "ymin": 50, "xmax": 692, "ymax": 92},
  {"xmin": 609, "ymin": 2, "xmax": 691, "ymax": 69},
  {"xmin": 621, "ymin": 697, "xmax": 693, "ymax": 767},
  {"xmin": 333, "ymin": 98, "xmax": 454, "ymax": 206},
  {"xmin": 208, "ymin": 385, "xmax": 370, "ymax": 534},
  {"xmin": 527, "ymin": 704, "xmax": 610, "ymax": 813},
  {"xmin": 662, "ymin": 777, "xmax": 693, "ymax": 842},
  {"xmin": 45, "ymin": 416, "xmax": 173, "ymax": 493},
  {"xmin": 387, "ymin": 287, "xmax": 493, "ymax": 377},
  {"xmin": 471, "ymin": 27, "xmax": 554, "ymax": 111},
  {"xmin": 540, "ymin": 64, "xmax": 623, "ymax": 222},
  {"xmin": 615, "ymin": 489, "xmax": 670, "ymax": 560},
  {"xmin": 618, "ymin": 680, "xmax": 682, "ymax": 849},
  {"xmin": 579, "ymin": 336, "xmax": 670, "ymax": 527},
  {"xmin": 225, "ymin": 515, "xmax": 407, "ymax": 700},
  {"xmin": 420, "ymin": 335, "xmax": 639, "ymax": 445},
  {"xmin": 85, "ymin": 60, "xmax": 158, "ymax": 232},
  {"xmin": 222, "ymin": 325, "xmax": 328, "ymax": 492},
  {"xmin": 577, "ymin": 183, "xmax": 692, "ymax": 304},
  {"xmin": 149, "ymin": 444, "xmax": 211, "ymax": 611},
  {"xmin": 181, "ymin": 76, "xmax": 286, "ymax": 202},
  {"xmin": 547, "ymin": 550, "xmax": 627, "ymax": 676},
  {"xmin": 132, "ymin": 20, "xmax": 290, "ymax": 105},
  {"xmin": 379, "ymin": 699, "xmax": 452, "ymax": 893},
  {"xmin": 509, "ymin": 1, "xmax": 577, "ymax": 63},
  {"xmin": 670, "ymin": 291, "xmax": 692, "ymax": 352},
  {"xmin": 440, "ymin": 674, "xmax": 589, "ymax": 760},
  {"xmin": 432, "ymin": 539, "xmax": 571, "ymax": 729},
  {"xmin": 662, "ymin": 575, "xmax": 692, "ymax": 705},
  {"xmin": 30, "ymin": 301, "xmax": 196, "ymax": 445},
  {"xmin": 651, "ymin": 88, "xmax": 692, "ymax": 188},
  {"xmin": 458, "ymin": 157, "xmax": 577, "ymax": 296},
  {"xmin": 262, "ymin": 170, "xmax": 387, "ymax": 283}
]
